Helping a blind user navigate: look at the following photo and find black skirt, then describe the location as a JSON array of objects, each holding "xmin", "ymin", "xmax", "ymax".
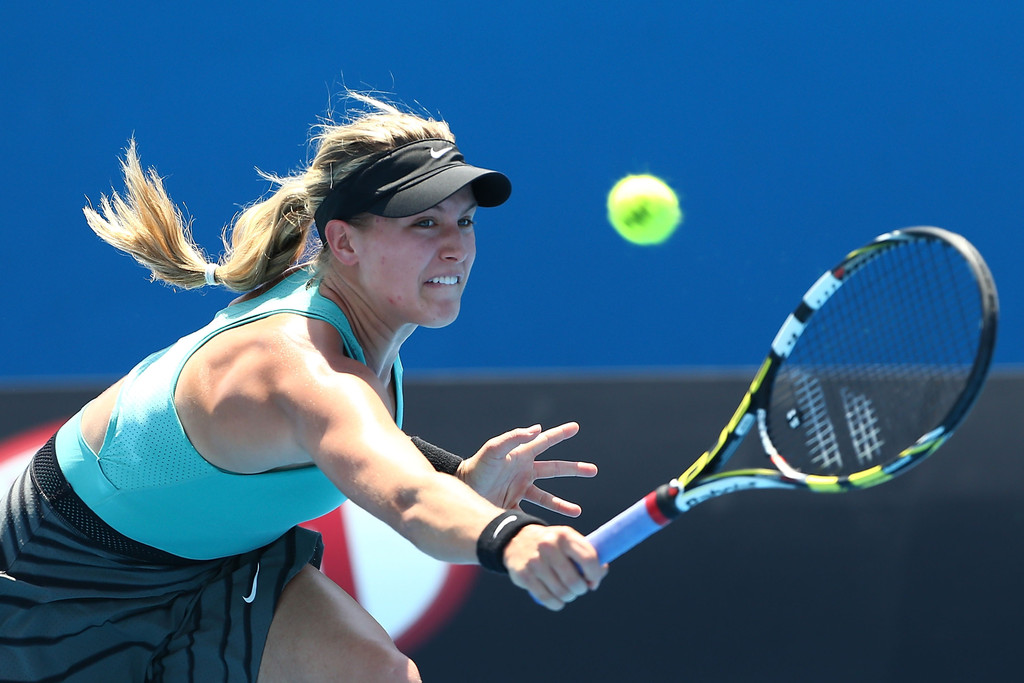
[{"xmin": 0, "ymin": 436, "xmax": 323, "ymax": 682}]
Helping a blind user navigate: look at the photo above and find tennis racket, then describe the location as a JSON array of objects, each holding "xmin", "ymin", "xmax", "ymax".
[{"xmin": 589, "ymin": 226, "xmax": 998, "ymax": 564}]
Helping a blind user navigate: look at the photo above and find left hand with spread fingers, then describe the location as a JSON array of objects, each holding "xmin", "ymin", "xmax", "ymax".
[{"xmin": 457, "ymin": 422, "xmax": 597, "ymax": 517}]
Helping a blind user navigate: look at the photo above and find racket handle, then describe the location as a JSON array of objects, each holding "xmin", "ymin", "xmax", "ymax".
[
  {"xmin": 587, "ymin": 482, "xmax": 681, "ymax": 564},
  {"xmin": 532, "ymin": 482, "xmax": 682, "ymax": 606}
]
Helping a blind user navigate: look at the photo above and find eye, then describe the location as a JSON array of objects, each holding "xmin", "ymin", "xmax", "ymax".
[
  {"xmin": 413, "ymin": 218, "xmax": 437, "ymax": 228},
  {"xmin": 458, "ymin": 217, "xmax": 475, "ymax": 228}
]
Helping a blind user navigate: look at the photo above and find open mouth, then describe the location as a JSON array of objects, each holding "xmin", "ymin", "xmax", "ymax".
[{"xmin": 426, "ymin": 276, "xmax": 460, "ymax": 285}]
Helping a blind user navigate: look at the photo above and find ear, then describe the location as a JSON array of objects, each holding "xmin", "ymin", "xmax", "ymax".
[{"xmin": 323, "ymin": 219, "xmax": 360, "ymax": 266}]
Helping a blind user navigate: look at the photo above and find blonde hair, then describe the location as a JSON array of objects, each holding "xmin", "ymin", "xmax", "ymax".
[{"xmin": 83, "ymin": 93, "xmax": 455, "ymax": 292}]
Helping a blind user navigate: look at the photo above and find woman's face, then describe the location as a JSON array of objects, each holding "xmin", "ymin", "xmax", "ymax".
[{"xmin": 346, "ymin": 185, "xmax": 479, "ymax": 330}]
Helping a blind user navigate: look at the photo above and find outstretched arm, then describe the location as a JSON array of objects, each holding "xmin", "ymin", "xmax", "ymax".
[
  {"xmin": 177, "ymin": 314, "xmax": 607, "ymax": 610},
  {"xmin": 276, "ymin": 352, "xmax": 606, "ymax": 610}
]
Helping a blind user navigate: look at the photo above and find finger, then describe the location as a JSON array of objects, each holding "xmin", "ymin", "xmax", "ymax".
[
  {"xmin": 511, "ymin": 565, "xmax": 566, "ymax": 611},
  {"xmin": 568, "ymin": 538, "xmax": 607, "ymax": 590},
  {"xmin": 510, "ymin": 553, "xmax": 576, "ymax": 610},
  {"xmin": 532, "ymin": 459, "xmax": 598, "ymax": 480},
  {"xmin": 531, "ymin": 550, "xmax": 587, "ymax": 605},
  {"xmin": 550, "ymin": 552, "xmax": 591, "ymax": 599},
  {"xmin": 524, "ymin": 485, "xmax": 583, "ymax": 518},
  {"xmin": 510, "ymin": 422, "xmax": 580, "ymax": 459},
  {"xmin": 528, "ymin": 584, "xmax": 568, "ymax": 611}
]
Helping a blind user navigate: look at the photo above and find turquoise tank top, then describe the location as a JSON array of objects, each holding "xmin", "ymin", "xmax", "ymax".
[{"xmin": 55, "ymin": 269, "xmax": 404, "ymax": 560}]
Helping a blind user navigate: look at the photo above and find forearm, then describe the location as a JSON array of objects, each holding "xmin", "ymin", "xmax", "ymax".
[
  {"xmin": 344, "ymin": 436, "xmax": 544, "ymax": 567},
  {"xmin": 386, "ymin": 469, "xmax": 509, "ymax": 564},
  {"xmin": 317, "ymin": 422, "xmax": 603, "ymax": 609}
]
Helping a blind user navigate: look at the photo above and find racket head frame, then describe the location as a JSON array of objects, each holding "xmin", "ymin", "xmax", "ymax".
[{"xmin": 677, "ymin": 226, "xmax": 998, "ymax": 503}]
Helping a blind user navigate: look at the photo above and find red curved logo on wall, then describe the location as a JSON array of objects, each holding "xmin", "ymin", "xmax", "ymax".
[{"xmin": 0, "ymin": 420, "xmax": 476, "ymax": 653}]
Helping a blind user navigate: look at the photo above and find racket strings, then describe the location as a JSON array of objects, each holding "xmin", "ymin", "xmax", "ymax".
[{"xmin": 766, "ymin": 239, "xmax": 983, "ymax": 477}]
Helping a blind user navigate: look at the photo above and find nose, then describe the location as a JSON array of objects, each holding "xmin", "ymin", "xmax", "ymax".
[{"xmin": 439, "ymin": 223, "xmax": 473, "ymax": 263}]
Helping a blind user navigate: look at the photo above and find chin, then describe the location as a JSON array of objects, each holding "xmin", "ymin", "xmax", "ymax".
[{"xmin": 420, "ymin": 306, "xmax": 461, "ymax": 329}]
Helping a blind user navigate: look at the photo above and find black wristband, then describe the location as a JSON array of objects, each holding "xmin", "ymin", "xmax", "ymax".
[
  {"xmin": 476, "ymin": 510, "xmax": 547, "ymax": 574},
  {"xmin": 410, "ymin": 436, "xmax": 463, "ymax": 476}
]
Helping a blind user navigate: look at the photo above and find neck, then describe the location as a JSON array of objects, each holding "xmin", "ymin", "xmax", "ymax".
[{"xmin": 315, "ymin": 267, "xmax": 415, "ymax": 382}]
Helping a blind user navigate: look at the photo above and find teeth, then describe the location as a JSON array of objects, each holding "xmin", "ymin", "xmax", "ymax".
[{"xmin": 428, "ymin": 276, "xmax": 459, "ymax": 285}]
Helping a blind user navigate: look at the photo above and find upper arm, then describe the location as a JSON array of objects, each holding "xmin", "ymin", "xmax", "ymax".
[
  {"xmin": 277, "ymin": 349, "xmax": 438, "ymax": 518},
  {"xmin": 177, "ymin": 316, "xmax": 422, "ymax": 472},
  {"xmin": 176, "ymin": 313, "xmax": 463, "ymax": 530}
]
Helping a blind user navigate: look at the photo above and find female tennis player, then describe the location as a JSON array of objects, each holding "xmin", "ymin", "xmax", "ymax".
[{"xmin": 0, "ymin": 94, "xmax": 605, "ymax": 682}]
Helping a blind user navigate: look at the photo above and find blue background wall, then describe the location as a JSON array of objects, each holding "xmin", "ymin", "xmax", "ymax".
[{"xmin": 3, "ymin": 1, "xmax": 1022, "ymax": 379}]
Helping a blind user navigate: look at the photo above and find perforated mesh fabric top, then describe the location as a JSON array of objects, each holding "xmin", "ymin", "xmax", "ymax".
[{"xmin": 55, "ymin": 269, "xmax": 404, "ymax": 559}]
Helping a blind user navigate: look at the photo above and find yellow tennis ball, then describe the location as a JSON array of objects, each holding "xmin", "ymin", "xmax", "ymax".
[{"xmin": 607, "ymin": 174, "xmax": 683, "ymax": 245}]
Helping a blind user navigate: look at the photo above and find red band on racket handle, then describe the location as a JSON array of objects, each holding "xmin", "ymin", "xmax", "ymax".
[
  {"xmin": 533, "ymin": 483, "xmax": 682, "ymax": 605},
  {"xmin": 644, "ymin": 488, "xmax": 672, "ymax": 526},
  {"xmin": 586, "ymin": 483, "xmax": 681, "ymax": 564}
]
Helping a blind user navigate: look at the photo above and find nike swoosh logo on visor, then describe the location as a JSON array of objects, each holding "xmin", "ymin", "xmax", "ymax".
[{"xmin": 430, "ymin": 146, "xmax": 453, "ymax": 159}]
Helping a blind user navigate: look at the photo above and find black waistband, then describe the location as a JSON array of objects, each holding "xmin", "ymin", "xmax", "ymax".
[{"xmin": 30, "ymin": 434, "xmax": 198, "ymax": 566}]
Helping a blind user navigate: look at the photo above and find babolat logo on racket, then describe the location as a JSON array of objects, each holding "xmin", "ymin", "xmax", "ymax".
[{"xmin": 677, "ymin": 476, "xmax": 778, "ymax": 512}]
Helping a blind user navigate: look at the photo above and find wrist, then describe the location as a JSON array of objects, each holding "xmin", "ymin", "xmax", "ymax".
[
  {"xmin": 410, "ymin": 436, "xmax": 463, "ymax": 476},
  {"xmin": 476, "ymin": 510, "xmax": 546, "ymax": 574}
]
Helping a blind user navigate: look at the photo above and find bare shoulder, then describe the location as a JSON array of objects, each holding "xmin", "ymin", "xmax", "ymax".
[{"xmin": 176, "ymin": 313, "xmax": 379, "ymax": 473}]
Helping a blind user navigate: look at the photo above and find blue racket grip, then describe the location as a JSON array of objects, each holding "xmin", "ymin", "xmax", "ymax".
[
  {"xmin": 587, "ymin": 482, "xmax": 682, "ymax": 564},
  {"xmin": 531, "ymin": 482, "xmax": 681, "ymax": 605}
]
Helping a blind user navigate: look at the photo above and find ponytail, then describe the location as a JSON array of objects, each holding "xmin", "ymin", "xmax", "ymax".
[
  {"xmin": 85, "ymin": 92, "xmax": 453, "ymax": 292},
  {"xmin": 84, "ymin": 139, "xmax": 317, "ymax": 292},
  {"xmin": 84, "ymin": 139, "xmax": 216, "ymax": 289},
  {"xmin": 216, "ymin": 173, "xmax": 316, "ymax": 291}
]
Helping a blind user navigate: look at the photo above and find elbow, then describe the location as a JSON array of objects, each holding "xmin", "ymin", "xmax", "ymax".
[
  {"xmin": 386, "ymin": 475, "xmax": 462, "ymax": 556},
  {"xmin": 389, "ymin": 480, "xmax": 433, "ymax": 538},
  {"xmin": 392, "ymin": 483, "xmax": 422, "ymax": 521}
]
